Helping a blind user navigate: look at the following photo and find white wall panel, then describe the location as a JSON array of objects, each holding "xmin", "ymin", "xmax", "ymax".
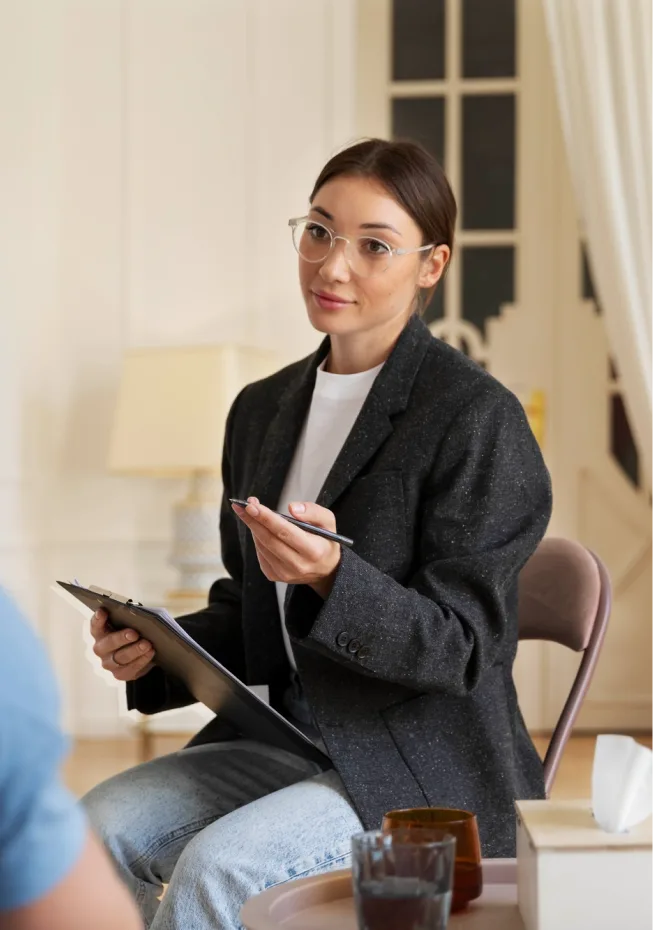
[
  {"xmin": 126, "ymin": 0, "xmax": 250, "ymax": 348},
  {"xmin": 0, "ymin": 0, "xmax": 357, "ymax": 736}
]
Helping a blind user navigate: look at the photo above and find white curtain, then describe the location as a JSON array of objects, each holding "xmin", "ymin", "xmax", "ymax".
[{"xmin": 543, "ymin": 0, "xmax": 652, "ymax": 476}]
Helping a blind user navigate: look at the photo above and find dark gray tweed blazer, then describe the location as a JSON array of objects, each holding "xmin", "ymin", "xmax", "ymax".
[{"xmin": 128, "ymin": 315, "xmax": 552, "ymax": 857}]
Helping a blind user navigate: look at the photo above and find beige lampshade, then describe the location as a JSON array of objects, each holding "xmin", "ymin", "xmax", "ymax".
[{"xmin": 109, "ymin": 344, "xmax": 278, "ymax": 475}]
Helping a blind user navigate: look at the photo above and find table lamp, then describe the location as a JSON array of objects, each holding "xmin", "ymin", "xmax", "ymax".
[{"xmin": 108, "ymin": 344, "xmax": 278, "ymax": 609}]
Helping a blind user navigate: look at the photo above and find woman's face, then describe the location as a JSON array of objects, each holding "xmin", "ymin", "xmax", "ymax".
[{"xmin": 298, "ymin": 175, "xmax": 449, "ymax": 343}]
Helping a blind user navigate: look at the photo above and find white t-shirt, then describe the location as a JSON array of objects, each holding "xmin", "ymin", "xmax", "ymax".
[{"xmin": 275, "ymin": 359, "xmax": 384, "ymax": 669}]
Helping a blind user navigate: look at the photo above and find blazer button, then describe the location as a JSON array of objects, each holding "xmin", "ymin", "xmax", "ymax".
[
  {"xmin": 347, "ymin": 639, "xmax": 361, "ymax": 654},
  {"xmin": 357, "ymin": 645, "xmax": 370, "ymax": 659},
  {"xmin": 336, "ymin": 632, "xmax": 350, "ymax": 647}
]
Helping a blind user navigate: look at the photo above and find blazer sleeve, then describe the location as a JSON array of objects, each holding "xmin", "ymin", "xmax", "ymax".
[
  {"xmin": 126, "ymin": 389, "xmax": 248, "ymax": 715},
  {"xmin": 284, "ymin": 388, "xmax": 552, "ymax": 696}
]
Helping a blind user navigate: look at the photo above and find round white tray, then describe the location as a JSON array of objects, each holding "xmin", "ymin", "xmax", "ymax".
[{"xmin": 241, "ymin": 858, "xmax": 523, "ymax": 929}]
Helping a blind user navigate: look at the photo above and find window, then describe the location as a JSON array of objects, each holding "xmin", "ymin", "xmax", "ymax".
[{"xmin": 390, "ymin": 0, "xmax": 518, "ymax": 362}]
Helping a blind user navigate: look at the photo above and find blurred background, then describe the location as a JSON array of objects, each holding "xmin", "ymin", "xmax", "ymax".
[{"xmin": 0, "ymin": 0, "xmax": 650, "ymax": 774}]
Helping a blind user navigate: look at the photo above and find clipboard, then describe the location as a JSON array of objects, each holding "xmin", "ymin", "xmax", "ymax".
[{"xmin": 57, "ymin": 581, "xmax": 330, "ymax": 768}]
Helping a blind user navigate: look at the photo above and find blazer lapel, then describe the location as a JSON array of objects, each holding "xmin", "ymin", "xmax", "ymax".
[
  {"xmin": 316, "ymin": 394, "xmax": 393, "ymax": 510},
  {"xmin": 317, "ymin": 315, "xmax": 432, "ymax": 510},
  {"xmin": 251, "ymin": 315, "xmax": 431, "ymax": 514},
  {"xmin": 241, "ymin": 340, "xmax": 328, "ymax": 684},
  {"xmin": 241, "ymin": 316, "xmax": 432, "ymax": 684}
]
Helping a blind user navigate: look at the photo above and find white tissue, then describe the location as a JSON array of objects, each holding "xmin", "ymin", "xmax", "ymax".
[{"xmin": 591, "ymin": 734, "xmax": 652, "ymax": 833}]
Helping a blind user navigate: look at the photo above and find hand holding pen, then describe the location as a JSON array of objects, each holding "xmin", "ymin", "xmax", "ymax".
[{"xmin": 230, "ymin": 497, "xmax": 348, "ymax": 599}]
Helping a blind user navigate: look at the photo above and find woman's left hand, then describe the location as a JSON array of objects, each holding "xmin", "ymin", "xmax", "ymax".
[{"xmin": 232, "ymin": 497, "xmax": 341, "ymax": 598}]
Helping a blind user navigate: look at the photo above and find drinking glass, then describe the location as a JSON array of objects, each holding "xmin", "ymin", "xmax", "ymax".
[
  {"xmin": 351, "ymin": 828, "xmax": 456, "ymax": 930},
  {"xmin": 382, "ymin": 808, "xmax": 483, "ymax": 912}
]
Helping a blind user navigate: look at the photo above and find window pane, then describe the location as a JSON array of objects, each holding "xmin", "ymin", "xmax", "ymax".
[
  {"xmin": 611, "ymin": 394, "xmax": 640, "ymax": 488},
  {"xmin": 462, "ymin": 0, "xmax": 516, "ymax": 78},
  {"xmin": 462, "ymin": 95, "xmax": 515, "ymax": 229},
  {"xmin": 392, "ymin": 0, "xmax": 445, "ymax": 81},
  {"xmin": 392, "ymin": 97, "xmax": 445, "ymax": 167},
  {"xmin": 462, "ymin": 246, "xmax": 514, "ymax": 334}
]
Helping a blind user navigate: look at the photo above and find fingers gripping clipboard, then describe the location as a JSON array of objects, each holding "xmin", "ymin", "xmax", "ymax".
[{"xmin": 57, "ymin": 581, "xmax": 330, "ymax": 768}]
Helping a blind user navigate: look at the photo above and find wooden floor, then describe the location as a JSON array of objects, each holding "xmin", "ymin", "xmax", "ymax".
[{"xmin": 63, "ymin": 732, "xmax": 652, "ymax": 801}]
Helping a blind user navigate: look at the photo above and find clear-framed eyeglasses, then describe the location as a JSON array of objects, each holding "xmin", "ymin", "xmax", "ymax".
[{"xmin": 288, "ymin": 216, "xmax": 435, "ymax": 278}]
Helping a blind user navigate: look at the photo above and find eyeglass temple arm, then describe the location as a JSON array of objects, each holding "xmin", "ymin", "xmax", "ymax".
[{"xmin": 395, "ymin": 243, "xmax": 436, "ymax": 256}]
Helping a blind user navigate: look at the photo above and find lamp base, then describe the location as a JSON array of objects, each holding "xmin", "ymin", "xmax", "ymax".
[{"xmin": 169, "ymin": 471, "xmax": 224, "ymax": 600}]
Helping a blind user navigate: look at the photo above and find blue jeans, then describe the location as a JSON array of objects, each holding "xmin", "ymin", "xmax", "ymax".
[{"xmin": 83, "ymin": 740, "xmax": 362, "ymax": 930}]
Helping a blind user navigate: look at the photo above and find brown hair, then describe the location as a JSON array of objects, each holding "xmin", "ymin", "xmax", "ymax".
[{"xmin": 309, "ymin": 138, "xmax": 457, "ymax": 313}]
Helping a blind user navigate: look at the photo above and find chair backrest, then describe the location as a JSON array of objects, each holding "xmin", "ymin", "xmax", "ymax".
[{"xmin": 518, "ymin": 537, "xmax": 611, "ymax": 796}]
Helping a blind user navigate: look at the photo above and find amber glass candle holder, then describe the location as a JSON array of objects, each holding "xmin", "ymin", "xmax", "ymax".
[{"xmin": 382, "ymin": 808, "xmax": 483, "ymax": 912}]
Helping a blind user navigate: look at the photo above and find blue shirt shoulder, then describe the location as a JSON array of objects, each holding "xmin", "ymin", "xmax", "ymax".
[{"xmin": 0, "ymin": 589, "xmax": 87, "ymax": 911}]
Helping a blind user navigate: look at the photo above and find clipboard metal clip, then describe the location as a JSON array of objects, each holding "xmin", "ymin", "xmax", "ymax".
[{"xmin": 87, "ymin": 585, "xmax": 135, "ymax": 605}]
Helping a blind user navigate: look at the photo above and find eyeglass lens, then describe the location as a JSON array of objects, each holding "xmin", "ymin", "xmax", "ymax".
[{"xmin": 291, "ymin": 220, "xmax": 393, "ymax": 277}]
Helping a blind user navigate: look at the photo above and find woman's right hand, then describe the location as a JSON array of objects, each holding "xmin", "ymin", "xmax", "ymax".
[{"xmin": 90, "ymin": 609, "xmax": 155, "ymax": 681}]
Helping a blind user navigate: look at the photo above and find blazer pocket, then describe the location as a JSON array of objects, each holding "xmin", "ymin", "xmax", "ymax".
[{"xmin": 336, "ymin": 471, "xmax": 409, "ymax": 576}]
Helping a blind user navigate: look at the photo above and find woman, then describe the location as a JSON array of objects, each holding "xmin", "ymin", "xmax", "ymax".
[{"xmin": 85, "ymin": 138, "xmax": 551, "ymax": 930}]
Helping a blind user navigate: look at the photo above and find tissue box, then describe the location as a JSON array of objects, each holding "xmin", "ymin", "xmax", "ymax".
[{"xmin": 516, "ymin": 799, "xmax": 651, "ymax": 930}]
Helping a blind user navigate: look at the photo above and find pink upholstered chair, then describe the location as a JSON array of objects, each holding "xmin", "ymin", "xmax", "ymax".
[{"xmin": 518, "ymin": 537, "xmax": 611, "ymax": 797}]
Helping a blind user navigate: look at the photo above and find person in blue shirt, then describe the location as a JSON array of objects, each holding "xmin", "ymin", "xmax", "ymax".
[{"xmin": 0, "ymin": 588, "xmax": 142, "ymax": 930}]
